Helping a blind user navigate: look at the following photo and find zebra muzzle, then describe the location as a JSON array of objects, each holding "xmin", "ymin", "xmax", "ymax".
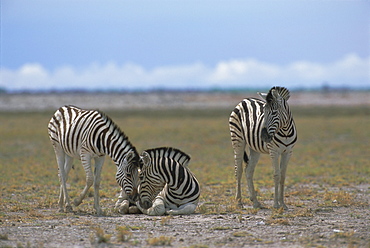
[
  {"xmin": 139, "ymin": 199, "xmax": 153, "ymax": 210},
  {"xmin": 127, "ymin": 188, "xmax": 139, "ymax": 202}
]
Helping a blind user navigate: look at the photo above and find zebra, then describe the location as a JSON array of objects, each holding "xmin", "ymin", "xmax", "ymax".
[
  {"xmin": 229, "ymin": 86, "xmax": 297, "ymax": 210},
  {"xmin": 132, "ymin": 147, "xmax": 200, "ymax": 216},
  {"xmin": 115, "ymin": 150, "xmax": 142, "ymax": 214},
  {"xmin": 48, "ymin": 105, "xmax": 141, "ymax": 215}
]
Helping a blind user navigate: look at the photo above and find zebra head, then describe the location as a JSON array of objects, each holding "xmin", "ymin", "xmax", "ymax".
[
  {"xmin": 137, "ymin": 151, "xmax": 166, "ymax": 210},
  {"xmin": 259, "ymin": 86, "xmax": 291, "ymax": 143},
  {"xmin": 116, "ymin": 150, "xmax": 141, "ymax": 202}
]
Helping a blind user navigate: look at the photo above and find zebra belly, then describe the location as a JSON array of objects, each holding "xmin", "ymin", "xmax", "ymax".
[{"xmin": 247, "ymin": 141, "xmax": 269, "ymax": 154}]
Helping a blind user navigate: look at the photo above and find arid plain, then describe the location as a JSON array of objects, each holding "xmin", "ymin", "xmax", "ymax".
[{"xmin": 1, "ymin": 91, "xmax": 369, "ymax": 247}]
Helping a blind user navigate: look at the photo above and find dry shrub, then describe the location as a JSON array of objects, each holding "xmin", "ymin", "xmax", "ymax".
[
  {"xmin": 90, "ymin": 226, "xmax": 111, "ymax": 244},
  {"xmin": 116, "ymin": 226, "xmax": 132, "ymax": 242},
  {"xmin": 292, "ymin": 208, "xmax": 314, "ymax": 217},
  {"xmin": 147, "ymin": 236, "xmax": 172, "ymax": 246},
  {"xmin": 160, "ymin": 215, "xmax": 172, "ymax": 226},
  {"xmin": 324, "ymin": 191, "xmax": 355, "ymax": 207},
  {"xmin": 232, "ymin": 231, "xmax": 250, "ymax": 237},
  {"xmin": 266, "ymin": 207, "xmax": 290, "ymax": 225}
]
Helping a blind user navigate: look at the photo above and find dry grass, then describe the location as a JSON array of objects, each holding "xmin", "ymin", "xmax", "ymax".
[
  {"xmin": 0, "ymin": 107, "xmax": 369, "ymax": 218},
  {"xmin": 0, "ymin": 106, "xmax": 369, "ymax": 248},
  {"xmin": 147, "ymin": 235, "xmax": 172, "ymax": 246}
]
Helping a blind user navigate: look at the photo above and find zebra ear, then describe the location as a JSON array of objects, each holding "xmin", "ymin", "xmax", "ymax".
[
  {"xmin": 141, "ymin": 151, "xmax": 151, "ymax": 168},
  {"xmin": 271, "ymin": 89, "xmax": 283, "ymax": 102},
  {"xmin": 257, "ymin": 92, "xmax": 268, "ymax": 101},
  {"xmin": 125, "ymin": 150, "xmax": 135, "ymax": 162}
]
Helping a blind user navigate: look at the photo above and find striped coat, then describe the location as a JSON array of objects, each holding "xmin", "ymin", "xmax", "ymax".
[
  {"xmin": 48, "ymin": 105, "xmax": 140, "ymax": 215},
  {"xmin": 135, "ymin": 147, "xmax": 200, "ymax": 216},
  {"xmin": 229, "ymin": 87, "xmax": 297, "ymax": 209}
]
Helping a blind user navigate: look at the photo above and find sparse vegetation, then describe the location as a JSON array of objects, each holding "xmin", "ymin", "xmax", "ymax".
[
  {"xmin": 0, "ymin": 234, "xmax": 8, "ymax": 240},
  {"xmin": 116, "ymin": 225, "xmax": 132, "ymax": 242},
  {"xmin": 90, "ymin": 226, "xmax": 111, "ymax": 244},
  {"xmin": 0, "ymin": 106, "xmax": 369, "ymax": 247},
  {"xmin": 147, "ymin": 235, "xmax": 172, "ymax": 246},
  {"xmin": 160, "ymin": 215, "xmax": 172, "ymax": 226}
]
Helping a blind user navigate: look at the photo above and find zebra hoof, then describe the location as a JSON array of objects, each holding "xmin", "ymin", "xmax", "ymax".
[
  {"xmin": 65, "ymin": 205, "xmax": 73, "ymax": 212},
  {"xmin": 253, "ymin": 202, "xmax": 263, "ymax": 209},
  {"xmin": 73, "ymin": 198, "xmax": 82, "ymax": 206},
  {"xmin": 128, "ymin": 206, "xmax": 142, "ymax": 214},
  {"xmin": 115, "ymin": 200, "xmax": 130, "ymax": 214},
  {"xmin": 274, "ymin": 204, "xmax": 288, "ymax": 210},
  {"xmin": 95, "ymin": 209, "xmax": 104, "ymax": 216}
]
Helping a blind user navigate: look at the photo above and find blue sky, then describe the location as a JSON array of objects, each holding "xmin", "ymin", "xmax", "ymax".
[{"xmin": 1, "ymin": 0, "xmax": 369, "ymax": 91}]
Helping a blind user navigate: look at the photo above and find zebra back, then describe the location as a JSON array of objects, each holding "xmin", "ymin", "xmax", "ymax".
[
  {"xmin": 143, "ymin": 147, "xmax": 191, "ymax": 168},
  {"xmin": 48, "ymin": 105, "xmax": 139, "ymax": 162}
]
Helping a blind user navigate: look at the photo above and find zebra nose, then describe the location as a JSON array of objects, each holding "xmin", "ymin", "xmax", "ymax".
[{"xmin": 128, "ymin": 188, "xmax": 139, "ymax": 202}]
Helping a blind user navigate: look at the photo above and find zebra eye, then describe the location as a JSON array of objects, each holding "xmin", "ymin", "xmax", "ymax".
[{"xmin": 126, "ymin": 173, "xmax": 131, "ymax": 178}]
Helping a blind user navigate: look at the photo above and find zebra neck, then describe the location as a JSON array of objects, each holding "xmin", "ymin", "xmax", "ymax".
[
  {"xmin": 279, "ymin": 118, "xmax": 296, "ymax": 137},
  {"xmin": 103, "ymin": 129, "xmax": 134, "ymax": 166},
  {"xmin": 166, "ymin": 164, "xmax": 188, "ymax": 190}
]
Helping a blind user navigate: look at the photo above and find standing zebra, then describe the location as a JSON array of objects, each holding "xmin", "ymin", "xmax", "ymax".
[
  {"xmin": 131, "ymin": 147, "xmax": 200, "ymax": 216},
  {"xmin": 48, "ymin": 105, "xmax": 141, "ymax": 215},
  {"xmin": 229, "ymin": 86, "xmax": 297, "ymax": 210}
]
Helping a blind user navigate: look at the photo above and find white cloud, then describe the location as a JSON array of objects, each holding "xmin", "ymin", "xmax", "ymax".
[
  {"xmin": 1, "ymin": 53, "xmax": 369, "ymax": 91},
  {"xmin": 208, "ymin": 59, "xmax": 280, "ymax": 83}
]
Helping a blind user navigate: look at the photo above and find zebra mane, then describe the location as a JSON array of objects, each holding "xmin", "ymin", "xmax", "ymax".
[
  {"xmin": 96, "ymin": 109, "xmax": 140, "ymax": 159},
  {"xmin": 143, "ymin": 147, "xmax": 191, "ymax": 168},
  {"xmin": 267, "ymin": 86, "xmax": 290, "ymax": 101}
]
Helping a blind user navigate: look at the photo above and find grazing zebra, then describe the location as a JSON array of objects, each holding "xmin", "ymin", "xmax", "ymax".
[
  {"xmin": 48, "ymin": 105, "xmax": 141, "ymax": 215},
  {"xmin": 115, "ymin": 151, "xmax": 142, "ymax": 214},
  {"xmin": 229, "ymin": 86, "xmax": 297, "ymax": 210},
  {"xmin": 133, "ymin": 147, "xmax": 200, "ymax": 216}
]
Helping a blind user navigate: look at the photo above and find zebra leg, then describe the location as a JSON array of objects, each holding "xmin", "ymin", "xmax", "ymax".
[
  {"xmin": 136, "ymin": 196, "xmax": 166, "ymax": 216},
  {"xmin": 74, "ymin": 153, "xmax": 93, "ymax": 207},
  {"xmin": 270, "ymin": 150, "xmax": 281, "ymax": 209},
  {"xmin": 54, "ymin": 145, "xmax": 73, "ymax": 212},
  {"xmin": 93, "ymin": 156, "xmax": 105, "ymax": 216},
  {"xmin": 114, "ymin": 189, "xmax": 130, "ymax": 214},
  {"xmin": 63, "ymin": 155, "xmax": 74, "ymax": 212},
  {"xmin": 279, "ymin": 151, "xmax": 292, "ymax": 210},
  {"xmin": 232, "ymin": 142, "xmax": 245, "ymax": 207},
  {"xmin": 246, "ymin": 149, "xmax": 262, "ymax": 208},
  {"xmin": 166, "ymin": 203, "xmax": 197, "ymax": 215}
]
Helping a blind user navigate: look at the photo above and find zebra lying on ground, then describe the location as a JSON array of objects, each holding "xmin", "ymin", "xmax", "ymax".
[
  {"xmin": 131, "ymin": 147, "xmax": 200, "ymax": 216},
  {"xmin": 229, "ymin": 86, "xmax": 297, "ymax": 210},
  {"xmin": 48, "ymin": 105, "xmax": 142, "ymax": 215}
]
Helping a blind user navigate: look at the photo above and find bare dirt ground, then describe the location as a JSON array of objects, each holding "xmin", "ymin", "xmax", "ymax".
[
  {"xmin": 1, "ymin": 184, "xmax": 369, "ymax": 247},
  {"xmin": 1, "ymin": 91, "xmax": 369, "ymax": 247}
]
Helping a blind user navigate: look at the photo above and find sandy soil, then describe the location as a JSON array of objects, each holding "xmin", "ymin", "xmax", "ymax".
[
  {"xmin": 1, "ymin": 184, "xmax": 369, "ymax": 248},
  {"xmin": 1, "ymin": 91, "xmax": 369, "ymax": 247}
]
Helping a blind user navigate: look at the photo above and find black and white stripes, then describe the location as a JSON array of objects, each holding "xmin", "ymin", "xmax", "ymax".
[
  {"xmin": 229, "ymin": 86, "xmax": 297, "ymax": 209},
  {"xmin": 48, "ymin": 105, "xmax": 141, "ymax": 215},
  {"xmin": 135, "ymin": 147, "xmax": 200, "ymax": 216}
]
